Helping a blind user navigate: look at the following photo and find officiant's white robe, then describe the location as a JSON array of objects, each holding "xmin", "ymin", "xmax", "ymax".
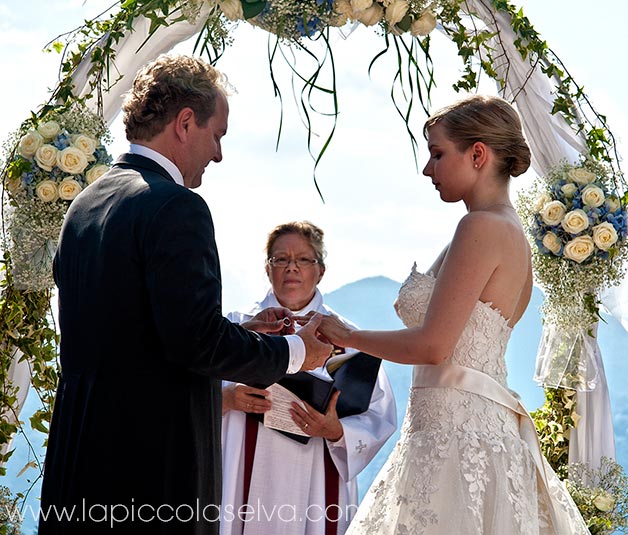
[{"xmin": 220, "ymin": 289, "xmax": 397, "ymax": 535}]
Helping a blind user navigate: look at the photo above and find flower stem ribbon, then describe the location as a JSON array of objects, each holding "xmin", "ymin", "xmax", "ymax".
[{"xmin": 534, "ymin": 321, "xmax": 600, "ymax": 392}]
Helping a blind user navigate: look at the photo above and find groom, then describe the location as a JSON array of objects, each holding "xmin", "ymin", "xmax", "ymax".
[{"xmin": 39, "ymin": 55, "xmax": 332, "ymax": 535}]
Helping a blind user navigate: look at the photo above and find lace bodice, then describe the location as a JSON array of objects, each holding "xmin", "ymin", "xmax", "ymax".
[{"xmin": 396, "ymin": 264, "xmax": 512, "ymax": 387}]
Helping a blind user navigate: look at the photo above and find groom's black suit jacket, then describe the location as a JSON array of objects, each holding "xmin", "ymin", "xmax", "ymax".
[{"xmin": 40, "ymin": 154, "xmax": 289, "ymax": 534}]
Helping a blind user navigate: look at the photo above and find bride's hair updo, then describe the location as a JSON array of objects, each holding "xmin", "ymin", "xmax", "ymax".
[{"xmin": 423, "ymin": 95, "xmax": 531, "ymax": 178}]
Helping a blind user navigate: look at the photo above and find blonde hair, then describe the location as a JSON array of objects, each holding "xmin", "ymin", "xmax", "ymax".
[
  {"xmin": 266, "ymin": 221, "xmax": 326, "ymax": 268},
  {"xmin": 122, "ymin": 54, "xmax": 228, "ymax": 141},
  {"xmin": 424, "ymin": 95, "xmax": 531, "ymax": 178}
]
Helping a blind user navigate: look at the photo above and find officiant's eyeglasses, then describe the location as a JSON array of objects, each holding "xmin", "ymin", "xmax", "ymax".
[{"xmin": 267, "ymin": 256, "xmax": 320, "ymax": 269}]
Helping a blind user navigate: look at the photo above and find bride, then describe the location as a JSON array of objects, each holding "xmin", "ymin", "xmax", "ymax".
[{"xmin": 309, "ymin": 95, "xmax": 589, "ymax": 534}]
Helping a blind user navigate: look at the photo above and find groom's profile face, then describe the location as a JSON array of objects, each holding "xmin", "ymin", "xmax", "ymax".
[{"xmin": 183, "ymin": 92, "xmax": 229, "ymax": 189}]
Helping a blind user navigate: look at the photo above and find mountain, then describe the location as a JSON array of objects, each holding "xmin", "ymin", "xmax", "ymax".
[
  {"xmin": 5, "ymin": 275, "xmax": 628, "ymax": 532},
  {"xmin": 324, "ymin": 276, "xmax": 406, "ymax": 330}
]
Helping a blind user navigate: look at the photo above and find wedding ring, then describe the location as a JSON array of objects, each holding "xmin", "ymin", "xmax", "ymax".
[{"xmin": 304, "ymin": 423, "xmax": 309, "ymax": 429}]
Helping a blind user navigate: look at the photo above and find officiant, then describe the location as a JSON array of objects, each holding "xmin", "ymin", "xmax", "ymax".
[{"xmin": 220, "ymin": 221, "xmax": 397, "ymax": 535}]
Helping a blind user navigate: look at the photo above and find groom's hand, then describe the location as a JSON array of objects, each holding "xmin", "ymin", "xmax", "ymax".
[
  {"xmin": 241, "ymin": 306, "xmax": 295, "ymax": 334},
  {"xmin": 297, "ymin": 313, "xmax": 333, "ymax": 371}
]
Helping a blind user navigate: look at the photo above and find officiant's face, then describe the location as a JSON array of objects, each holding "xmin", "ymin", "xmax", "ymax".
[{"xmin": 266, "ymin": 233, "xmax": 325, "ymax": 311}]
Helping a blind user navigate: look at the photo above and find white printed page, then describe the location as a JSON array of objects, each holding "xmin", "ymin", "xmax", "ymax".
[{"xmin": 263, "ymin": 383, "xmax": 308, "ymax": 436}]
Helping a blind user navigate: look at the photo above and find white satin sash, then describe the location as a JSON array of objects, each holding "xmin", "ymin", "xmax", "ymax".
[{"xmin": 412, "ymin": 364, "xmax": 566, "ymax": 532}]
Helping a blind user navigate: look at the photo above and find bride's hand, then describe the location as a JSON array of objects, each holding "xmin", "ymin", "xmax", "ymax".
[
  {"xmin": 317, "ymin": 315, "xmax": 353, "ymax": 348},
  {"xmin": 293, "ymin": 313, "xmax": 353, "ymax": 348}
]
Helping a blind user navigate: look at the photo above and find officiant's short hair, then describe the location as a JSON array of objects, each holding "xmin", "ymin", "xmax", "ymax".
[
  {"xmin": 266, "ymin": 221, "xmax": 327, "ymax": 267},
  {"xmin": 122, "ymin": 54, "xmax": 229, "ymax": 142},
  {"xmin": 423, "ymin": 95, "xmax": 531, "ymax": 178}
]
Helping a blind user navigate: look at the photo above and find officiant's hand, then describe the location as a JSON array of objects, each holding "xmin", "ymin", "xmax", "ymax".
[
  {"xmin": 241, "ymin": 306, "xmax": 296, "ymax": 334},
  {"xmin": 222, "ymin": 384, "xmax": 271, "ymax": 416},
  {"xmin": 297, "ymin": 313, "xmax": 333, "ymax": 371},
  {"xmin": 289, "ymin": 391, "xmax": 343, "ymax": 442}
]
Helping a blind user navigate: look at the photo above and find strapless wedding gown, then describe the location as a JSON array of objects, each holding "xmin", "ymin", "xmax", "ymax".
[{"xmin": 346, "ymin": 266, "xmax": 588, "ymax": 535}]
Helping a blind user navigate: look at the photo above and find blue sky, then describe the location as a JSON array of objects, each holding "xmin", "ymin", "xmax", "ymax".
[{"xmin": 1, "ymin": 0, "xmax": 627, "ymax": 312}]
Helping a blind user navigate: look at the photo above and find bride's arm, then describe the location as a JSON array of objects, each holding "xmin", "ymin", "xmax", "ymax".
[{"xmin": 320, "ymin": 213, "xmax": 502, "ymax": 365}]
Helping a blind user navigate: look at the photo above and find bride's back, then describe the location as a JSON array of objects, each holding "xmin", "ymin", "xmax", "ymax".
[{"xmin": 477, "ymin": 208, "xmax": 532, "ymax": 328}]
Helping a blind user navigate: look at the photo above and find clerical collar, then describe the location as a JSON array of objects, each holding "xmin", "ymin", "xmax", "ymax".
[{"xmin": 129, "ymin": 144, "xmax": 184, "ymax": 187}]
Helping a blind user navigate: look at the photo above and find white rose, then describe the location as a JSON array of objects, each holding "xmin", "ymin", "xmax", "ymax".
[
  {"xmin": 34, "ymin": 144, "xmax": 59, "ymax": 172},
  {"xmin": 560, "ymin": 183, "xmax": 577, "ymax": 198},
  {"xmin": 534, "ymin": 192, "xmax": 552, "ymax": 213},
  {"xmin": 218, "ymin": 0, "xmax": 243, "ymax": 20},
  {"xmin": 37, "ymin": 120, "xmax": 61, "ymax": 140},
  {"xmin": 58, "ymin": 178, "xmax": 83, "ymax": 201},
  {"xmin": 17, "ymin": 130, "xmax": 44, "ymax": 158},
  {"xmin": 563, "ymin": 235, "xmax": 595, "ymax": 263},
  {"xmin": 57, "ymin": 146, "xmax": 89, "ymax": 175},
  {"xmin": 539, "ymin": 200, "xmax": 567, "ymax": 226},
  {"xmin": 542, "ymin": 232, "xmax": 562, "ymax": 255},
  {"xmin": 385, "ymin": 0, "xmax": 408, "ymax": 26},
  {"xmin": 72, "ymin": 134, "xmax": 98, "ymax": 156},
  {"xmin": 592, "ymin": 222, "xmax": 619, "ymax": 251},
  {"xmin": 568, "ymin": 168, "xmax": 597, "ymax": 185},
  {"xmin": 330, "ymin": 0, "xmax": 354, "ymax": 25},
  {"xmin": 35, "ymin": 180, "xmax": 59, "ymax": 203},
  {"xmin": 351, "ymin": 0, "xmax": 373, "ymax": 12},
  {"xmin": 411, "ymin": 10, "xmax": 437, "ymax": 36},
  {"xmin": 356, "ymin": 3, "xmax": 383, "ymax": 25},
  {"xmin": 561, "ymin": 209, "xmax": 590, "ymax": 234},
  {"xmin": 5, "ymin": 176, "xmax": 21, "ymax": 194},
  {"xmin": 605, "ymin": 196, "xmax": 621, "ymax": 214},
  {"xmin": 581, "ymin": 184, "xmax": 605, "ymax": 208},
  {"xmin": 85, "ymin": 164, "xmax": 110, "ymax": 185},
  {"xmin": 593, "ymin": 491, "xmax": 615, "ymax": 512}
]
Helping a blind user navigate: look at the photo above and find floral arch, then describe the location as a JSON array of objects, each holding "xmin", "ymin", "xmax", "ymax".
[{"xmin": 1, "ymin": 0, "xmax": 627, "ymax": 530}]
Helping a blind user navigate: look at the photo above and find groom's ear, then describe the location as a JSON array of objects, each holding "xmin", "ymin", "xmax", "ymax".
[{"xmin": 174, "ymin": 107, "xmax": 195, "ymax": 142}]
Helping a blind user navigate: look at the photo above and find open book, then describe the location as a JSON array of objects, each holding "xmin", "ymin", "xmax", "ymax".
[{"xmin": 261, "ymin": 351, "xmax": 382, "ymax": 444}]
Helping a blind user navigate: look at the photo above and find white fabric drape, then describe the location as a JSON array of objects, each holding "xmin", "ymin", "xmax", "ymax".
[
  {"xmin": 0, "ymin": 350, "xmax": 31, "ymax": 459},
  {"xmin": 464, "ymin": 0, "xmax": 616, "ymax": 468},
  {"xmin": 71, "ymin": 7, "xmax": 211, "ymax": 124}
]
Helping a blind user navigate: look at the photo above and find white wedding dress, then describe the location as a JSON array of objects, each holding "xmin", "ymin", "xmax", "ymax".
[{"xmin": 346, "ymin": 266, "xmax": 589, "ymax": 535}]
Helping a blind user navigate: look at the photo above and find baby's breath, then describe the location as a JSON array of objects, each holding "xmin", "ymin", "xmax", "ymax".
[{"xmin": 1, "ymin": 103, "xmax": 112, "ymax": 290}]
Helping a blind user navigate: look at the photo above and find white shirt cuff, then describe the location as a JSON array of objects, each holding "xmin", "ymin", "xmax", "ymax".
[{"xmin": 284, "ymin": 334, "xmax": 305, "ymax": 374}]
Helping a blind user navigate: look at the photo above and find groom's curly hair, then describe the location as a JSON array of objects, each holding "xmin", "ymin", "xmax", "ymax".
[
  {"xmin": 122, "ymin": 54, "xmax": 231, "ymax": 141},
  {"xmin": 423, "ymin": 95, "xmax": 531, "ymax": 178}
]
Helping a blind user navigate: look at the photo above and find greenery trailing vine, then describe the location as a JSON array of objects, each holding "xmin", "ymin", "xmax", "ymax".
[{"xmin": 531, "ymin": 387, "xmax": 578, "ymax": 472}]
